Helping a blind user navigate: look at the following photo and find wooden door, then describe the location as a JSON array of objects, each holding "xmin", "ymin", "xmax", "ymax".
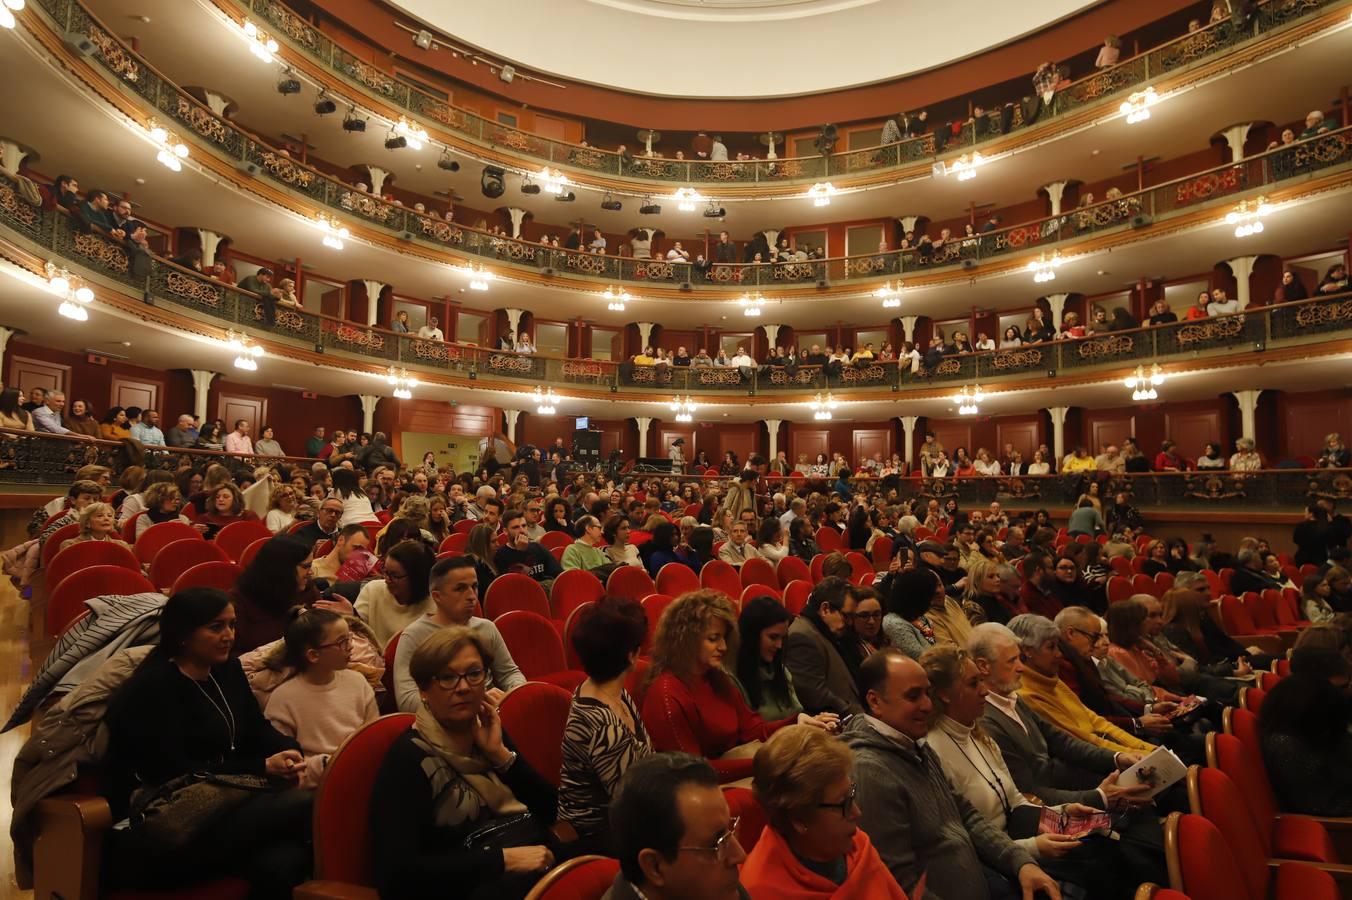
[
  {"xmin": 790, "ymin": 428, "xmax": 830, "ymax": 469},
  {"xmin": 8, "ymin": 356, "xmax": 68, "ymax": 397},
  {"xmin": 928, "ymin": 421, "xmax": 972, "ymax": 459},
  {"xmin": 1087, "ymin": 411, "xmax": 1136, "ymax": 455},
  {"xmin": 996, "ymin": 417, "xmax": 1041, "ymax": 460},
  {"xmin": 658, "ymin": 427, "xmax": 695, "ymax": 463},
  {"xmin": 110, "ymin": 375, "xmax": 161, "ymax": 414},
  {"xmin": 217, "ymin": 393, "xmax": 267, "ymax": 434},
  {"xmin": 1164, "ymin": 409, "xmax": 1222, "ymax": 457},
  {"xmin": 718, "ymin": 426, "xmax": 758, "ymax": 468},
  {"xmin": 852, "ymin": 428, "xmax": 892, "ymax": 467}
]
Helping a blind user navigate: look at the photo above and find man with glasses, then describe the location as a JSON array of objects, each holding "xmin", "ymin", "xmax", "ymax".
[
  {"xmin": 523, "ymin": 499, "xmax": 546, "ymax": 541},
  {"xmin": 560, "ymin": 515, "xmax": 613, "ymax": 574},
  {"xmin": 393, "ymin": 555, "xmax": 525, "ymax": 713},
  {"xmin": 292, "ymin": 497, "xmax": 344, "ymax": 548},
  {"xmin": 606, "ymin": 753, "xmax": 749, "ymax": 900}
]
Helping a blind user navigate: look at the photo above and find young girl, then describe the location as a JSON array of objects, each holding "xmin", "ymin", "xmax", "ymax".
[{"xmin": 265, "ymin": 609, "xmax": 379, "ymax": 788}]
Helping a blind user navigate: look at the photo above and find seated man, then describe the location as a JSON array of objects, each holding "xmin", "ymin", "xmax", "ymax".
[
  {"xmin": 311, "ymin": 522, "xmax": 370, "ymax": 583},
  {"xmin": 606, "ymin": 753, "xmax": 750, "ymax": 900},
  {"xmin": 717, "ymin": 519, "xmax": 761, "ymax": 568},
  {"xmin": 783, "ymin": 577, "xmax": 863, "ymax": 716},
  {"xmin": 291, "ymin": 497, "xmax": 344, "ymax": 548},
  {"xmin": 32, "ymin": 391, "xmax": 91, "ymax": 440},
  {"xmin": 560, "ymin": 515, "xmax": 612, "ymax": 573},
  {"xmin": 493, "ymin": 510, "xmax": 563, "ymax": 585},
  {"xmin": 845, "ymin": 649, "xmax": 1059, "ymax": 899}
]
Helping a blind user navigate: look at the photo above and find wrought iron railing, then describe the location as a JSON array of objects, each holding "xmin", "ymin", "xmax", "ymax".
[
  {"xmin": 20, "ymin": 0, "xmax": 1352, "ymax": 292},
  {"xmin": 217, "ymin": 0, "xmax": 1344, "ymax": 186}
]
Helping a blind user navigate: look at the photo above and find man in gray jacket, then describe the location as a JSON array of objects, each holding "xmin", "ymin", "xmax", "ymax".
[
  {"xmin": 845, "ymin": 649, "xmax": 1061, "ymax": 900},
  {"xmin": 784, "ymin": 577, "xmax": 864, "ymax": 716}
]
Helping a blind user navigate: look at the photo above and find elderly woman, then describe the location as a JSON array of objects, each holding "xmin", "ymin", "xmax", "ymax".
[
  {"xmin": 641, "ymin": 590, "xmax": 837, "ymax": 783},
  {"xmin": 1229, "ymin": 437, "xmax": 1263, "ymax": 471},
  {"xmin": 741, "ymin": 725, "xmax": 908, "ymax": 898},
  {"xmin": 559, "ymin": 598, "xmax": 652, "ymax": 840},
  {"xmin": 881, "ymin": 569, "xmax": 939, "ymax": 660},
  {"xmin": 369, "ymin": 626, "xmax": 566, "ymax": 900},
  {"xmin": 57, "ymin": 501, "xmax": 131, "ymax": 552},
  {"xmin": 1105, "ymin": 598, "xmax": 1187, "ymax": 703},
  {"xmin": 135, "ymin": 482, "xmax": 190, "ymax": 539}
]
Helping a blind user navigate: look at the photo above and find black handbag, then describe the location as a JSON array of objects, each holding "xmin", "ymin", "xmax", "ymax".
[
  {"xmin": 461, "ymin": 811, "xmax": 548, "ymax": 854},
  {"xmin": 129, "ymin": 772, "xmax": 274, "ymax": 850}
]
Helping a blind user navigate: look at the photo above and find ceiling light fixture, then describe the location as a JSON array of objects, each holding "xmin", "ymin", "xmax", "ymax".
[
  {"xmin": 0, "ymin": 0, "xmax": 20, "ymax": 29},
  {"xmin": 46, "ymin": 261, "xmax": 92, "ymax": 320},
  {"xmin": 810, "ymin": 392, "xmax": 838, "ymax": 421},
  {"xmin": 954, "ymin": 384, "xmax": 984, "ymax": 415},
  {"xmin": 670, "ymin": 395, "xmax": 696, "ymax": 423},
  {"xmin": 1124, "ymin": 364, "xmax": 1164, "ymax": 401},
  {"xmin": 315, "ymin": 213, "xmax": 350, "ymax": 250},
  {"xmin": 226, "ymin": 330, "xmax": 265, "ymax": 370},
  {"xmin": 807, "ymin": 182, "xmax": 837, "ymax": 207},
  {"xmin": 738, "ymin": 291, "xmax": 764, "ymax": 317},
  {"xmin": 534, "ymin": 386, "xmax": 558, "ymax": 415},
  {"xmin": 387, "ymin": 366, "xmax": 418, "ymax": 399},
  {"xmin": 874, "ymin": 280, "xmax": 903, "ymax": 309},
  {"xmin": 1028, "ymin": 250, "xmax": 1063, "ymax": 283},
  {"xmin": 1119, "ymin": 87, "xmax": 1158, "ymax": 124},
  {"xmin": 148, "ymin": 120, "xmax": 189, "ymax": 171},
  {"xmin": 538, "ymin": 166, "xmax": 569, "ymax": 195},
  {"xmin": 459, "ymin": 263, "xmax": 493, "ymax": 291},
  {"xmin": 949, "ymin": 152, "xmax": 986, "ymax": 181},
  {"xmin": 602, "ymin": 285, "xmax": 630, "ymax": 312},
  {"xmin": 393, "ymin": 117, "xmax": 428, "ymax": 151},
  {"xmin": 1226, "ymin": 196, "xmax": 1273, "ymax": 238},
  {"xmin": 673, "ymin": 187, "xmax": 701, "ymax": 212},
  {"xmin": 241, "ymin": 19, "xmax": 280, "ymax": 63}
]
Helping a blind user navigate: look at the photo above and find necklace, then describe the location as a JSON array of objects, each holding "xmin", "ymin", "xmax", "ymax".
[
  {"xmin": 185, "ymin": 669, "xmax": 237, "ymax": 751},
  {"xmin": 946, "ymin": 723, "xmax": 1013, "ymax": 818}
]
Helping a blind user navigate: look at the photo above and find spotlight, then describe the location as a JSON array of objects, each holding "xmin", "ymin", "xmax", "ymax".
[
  {"xmin": 703, "ymin": 203, "xmax": 726, "ymax": 218},
  {"xmin": 554, "ymin": 191, "xmax": 575, "ymax": 202},
  {"xmin": 413, "ymin": 29, "xmax": 433, "ymax": 50},
  {"xmin": 520, "ymin": 177, "xmax": 541, "ymax": 195},
  {"xmin": 313, "ymin": 92, "xmax": 336, "ymax": 116},
  {"xmin": 639, "ymin": 197, "xmax": 661, "ymax": 215},
  {"xmin": 341, "ymin": 108, "xmax": 367, "ymax": 132},
  {"xmin": 813, "ymin": 123, "xmax": 838, "ymax": 156},
  {"xmin": 499, "ymin": 64, "xmax": 516, "ymax": 84},
  {"xmin": 276, "ymin": 73, "xmax": 301, "ymax": 95},
  {"xmin": 481, "ymin": 166, "xmax": 505, "ymax": 199},
  {"xmin": 600, "ymin": 194, "xmax": 622, "ymax": 211},
  {"xmin": 436, "ymin": 151, "xmax": 460, "ymax": 172},
  {"xmin": 384, "ymin": 132, "xmax": 408, "ymax": 150}
]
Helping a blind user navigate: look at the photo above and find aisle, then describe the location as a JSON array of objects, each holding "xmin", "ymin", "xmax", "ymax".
[{"xmin": 0, "ymin": 579, "xmax": 34, "ymax": 899}]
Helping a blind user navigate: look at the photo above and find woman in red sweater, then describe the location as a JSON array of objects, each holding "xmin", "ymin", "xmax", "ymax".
[{"xmin": 641, "ymin": 589, "xmax": 838, "ymax": 782}]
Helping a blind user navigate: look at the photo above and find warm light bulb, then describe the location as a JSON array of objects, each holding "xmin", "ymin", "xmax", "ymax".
[
  {"xmin": 74, "ymin": 285, "xmax": 93, "ymax": 303},
  {"xmin": 174, "ymin": 143, "xmax": 189, "ymax": 159},
  {"xmin": 48, "ymin": 273, "xmax": 69, "ymax": 294},
  {"xmin": 58, "ymin": 301, "xmax": 87, "ymax": 321},
  {"xmin": 0, "ymin": 6, "xmax": 14, "ymax": 27}
]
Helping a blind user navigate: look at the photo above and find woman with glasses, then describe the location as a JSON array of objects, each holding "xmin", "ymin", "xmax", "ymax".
[
  {"xmin": 354, "ymin": 540, "xmax": 436, "ymax": 649},
  {"xmin": 370, "ymin": 626, "xmax": 568, "ymax": 900},
  {"xmin": 741, "ymin": 724, "xmax": 908, "ymax": 898},
  {"xmin": 849, "ymin": 586, "xmax": 890, "ymax": 656},
  {"xmin": 230, "ymin": 536, "xmax": 322, "ymax": 656},
  {"xmin": 1048, "ymin": 555, "xmax": 1098, "ymax": 611}
]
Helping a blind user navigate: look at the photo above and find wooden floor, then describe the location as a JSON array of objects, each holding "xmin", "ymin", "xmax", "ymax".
[{"xmin": 0, "ymin": 576, "xmax": 35, "ymax": 900}]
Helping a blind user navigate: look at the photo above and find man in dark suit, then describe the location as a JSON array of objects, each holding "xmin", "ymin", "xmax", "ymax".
[{"xmin": 783, "ymin": 577, "xmax": 863, "ymax": 716}]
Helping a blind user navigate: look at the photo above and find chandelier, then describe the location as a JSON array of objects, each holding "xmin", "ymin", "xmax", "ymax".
[
  {"xmin": 739, "ymin": 291, "xmax": 764, "ymax": 317},
  {"xmin": 954, "ymin": 384, "xmax": 984, "ymax": 415},
  {"xmin": 227, "ymin": 330, "xmax": 264, "ymax": 370},
  {"xmin": 148, "ymin": 121, "xmax": 189, "ymax": 171},
  {"xmin": 394, "ymin": 118, "xmax": 428, "ymax": 151},
  {"xmin": 387, "ymin": 367, "xmax": 418, "ymax": 399},
  {"xmin": 46, "ymin": 261, "xmax": 93, "ymax": 321},
  {"xmin": 241, "ymin": 19, "xmax": 280, "ymax": 63},
  {"xmin": 0, "ymin": 0, "xmax": 23, "ymax": 30},
  {"xmin": 810, "ymin": 392, "xmax": 838, "ymax": 421},
  {"xmin": 1119, "ymin": 87, "xmax": 1158, "ymax": 124},
  {"xmin": 458, "ymin": 263, "xmax": 493, "ymax": 291},
  {"xmin": 950, "ymin": 152, "xmax": 985, "ymax": 181},
  {"xmin": 316, "ymin": 213, "xmax": 350, "ymax": 250},
  {"xmin": 673, "ymin": 187, "xmax": 702, "ymax": 212},
  {"xmin": 807, "ymin": 182, "xmax": 837, "ymax": 207},
  {"xmin": 534, "ymin": 386, "xmax": 558, "ymax": 415},
  {"xmin": 1124, "ymin": 364, "xmax": 1164, "ymax": 401},
  {"xmin": 1028, "ymin": 251, "xmax": 1063, "ymax": 283},
  {"xmin": 670, "ymin": 395, "xmax": 696, "ymax": 423},
  {"xmin": 539, "ymin": 167, "xmax": 570, "ymax": 195},
  {"xmin": 1226, "ymin": 196, "xmax": 1272, "ymax": 238},
  {"xmin": 874, "ymin": 281, "xmax": 902, "ymax": 309},
  {"xmin": 602, "ymin": 285, "xmax": 630, "ymax": 312}
]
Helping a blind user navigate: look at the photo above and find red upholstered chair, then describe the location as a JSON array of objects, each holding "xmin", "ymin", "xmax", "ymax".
[
  {"xmin": 215, "ymin": 520, "xmax": 274, "ymax": 561},
  {"xmin": 379, "ymin": 630, "xmax": 402, "ymax": 710},
  {"xmin": 453, "ymin": 519, "xmax": 476, "ymax": 536},
  {"xmin": 657, "ymin": 562, "xmax": 701, "ymax": 597},
  {"xmin": 810, "ymin": 554, "xmax": 827, "ymax": 582},
  {"xmin": 1155, "ymin": 571, "xmax": 1174, "ymax": 593},
  {"xmin": 606, "ymin": 566, "xmax": 655, "ymax": 602},
  {"xmin": 483, "ymin": 573, "xmax": 552, "ymax": 620},
  {"xmin": 439, "ymin": 532, "xmax": 469, "ymax": 554},
  {"xmin": 871, "ymin": 535, "xmax": 893, "ymax": 569},
  {"xmin": 1272, "ymin": 591, "xmax": 1308, "ymax": 629},
  {"xmin": 294, "ymin": 713, "xmax": 414, "ymax": 900},
  {"xmin": 776, "ymin": 556, "xmax": 810, "ymax": 588},
  {"xmin": 498, "ymin": 682, "xmax": 573, "ymax": 786},
  {"xmin": 563, "ymin": 602, "xmax": 595, "ymax": 669},
  {"xmin": 149, "ymin": 538, "xmax": 229, "ymax": 592},
  {"xmin": 783, "ymin": 580, "xmax": 812, "ymax": 616},
  {"xmin": 549, "ymin": 546, "xmax": 567, "ymax": 563},
  {"xmin": 170, "ymin": 561, "xmax": 243, "ymax": 595},
  {"xmin": 238, "ymin": 536, "xmax": 271, "ymax": 569},
  {"xmin": 1218, "ymin": 596, "xmax": 1283, "ymax": 654},
  {"xmin": 844, "ymin": 552, "xmax": 872, "ymax": 583},
  {"xmin": 740, "ymin": 584, "xmax": 780, "ymax": 606},
  {"xmin": 134, "ymin": 520, "xmax": 203, "ymax": 565},
  {"xmin": 815, "ymin": 527, "xmax": 842, "ymax": 552},
  {"xmin": 740, "ymin": 557, "xmax": 778, "ymax": 591},
  {"xmin": 47, "ymin": 566, "xmax": 157, "ymax": 637},
  {"xmin": 1218, "ymin": 567, "xmax": 1236, "ymax": 595},
  {"xmin": 1191, "ymin": 765, "xmax": 1340, "ymax": 868},
  {"xmin": 550, "ymin": 568, "xmax": 605, "ymax": 621},
  {"xmin": 46, "ymin": 541, "xmax": 139, "ymax": 594},
  {"xmin": 1258, "ymin": 671, "xmax": 1283, "ymax": 691},
  {"xmin": 724, "ymin": 786, "xmax": 768, "ymax": 854},
  {"xmin": 1273, "ymin": 657, "xmax": 1291, "ymax": 677},
  {"xmin": 497, "ymin": 610, "xmax": 569, "ymax": 681},
  {"xmin": 39, "ymin": 523, "xmax": 81, "ymax": 571},
  {"xmin": 1131, "ymin": 574, "xmax": 1161, "ymax": 599},
  {"xmin": 119, "ymin": 510, "xmax": 144, "ymax": 543},
  {"xmin": 640, "ymin": 594, "xmax": 674, "ymax": 653},
  {"xmin": 1240, "ymin": 686, "xmax": 1266, "ymax": 715},
  {"xmin": 313, "ymin": 540, "xmax": 335, "ymax": 560},
  {"xmin": 1130, "ymin": 555, "xmax": 1149, "ymax": 575},
  {"xmin": 523, "ymin": 856, "xmax": 619, "ymax": 900},
  {"xmin": 539, "ymin": 532, "xmax": 574, "ymax": 552},
  {"xmin": 1107, "ymin": 576, "xmax": 1135, "ymax": 605},
  {"xmin": 1110, "ymin": 556, "xmax": 1133, "ymax": 578},
  {"xmin": 699, "ymin": 560, "xmax": 742, "ymax": 600},
  {"xmin": 1165, "ymin": 811, "xmax": 1338, "ymax": 900}
]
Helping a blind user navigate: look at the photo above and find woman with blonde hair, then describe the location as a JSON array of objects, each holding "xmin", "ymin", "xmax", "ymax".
[
  {"xmin": 136, "ymin": 482, "xmax": 190, "ymax": 539},
  {"xmin": 58, "ymin": 501, "xmax": 131, "ymax": 552},
  {"xmin": 640, "ymin": 589, "xmax": 837, "ymax": 783},
  {"xmin": 741, "ymin": 725, "xmax": 908, "ymax": 898},
  {"xmin": 265, "ymin": 484, "xmax": 299, "ymax": 534}
]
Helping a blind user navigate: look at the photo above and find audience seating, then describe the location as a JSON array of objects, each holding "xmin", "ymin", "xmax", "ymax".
[
  {"xmin": 741, "ymin": 584, "xmax": 780, "ymax": 606},
  {"xmin": 810, "ymin": 554, "xmax": 827, "ymax": 582},
  {"xmin": 1271, "ymin": 591, "xmax": 1308, "ymax": 629},
  {"xmin": 1218, "ymin": 596, "xmax": 1285, "ymax": 655},
  {"xmin": 775, "ymin": 555, "xmax": 810, "ymax": 588},
  {"xmin": 1273, "ymin": 657, "xmax": 1291, "ymax": 677},
  {"xmin": 1189, "ymin": 764, "xmax": 1340, "ymax": 868},
  {"xmin": 148, "ymin": 539, "xmax": 228, "ymax": 592},
  {"xmin": 483, "ymin": 573, "xmax": 551, "ymax": 620},
  {"xmin": 294, "ymin": 713, "xmax": 414, "ymax": 900},
  {"xmin": 496, "ymin": 611, "xmax": 570, "ymax": 681},
  {"xmin": 47, "ymin": 565, "xmax": 157, "ymax": 637},
  {"xmin": 1131, "ymin": 574, "xmax": 1161, "ymax": 598},
  {"xmin": 215, "ymin": 520, "xmax": 273, "ymax": 561},
  {"xmin": 699, "ymin": 559, "xmax": 742, "ymax": 600},
  {"xmin": 313, "ymin": 540, "xmax": 335, "ymax": 560},
  {"xmin": 1155, "ymin": 571, "xmax": 1174, "ymax": 593},
  {"xmin": 739, "ymin": 557, "xmax": 778, "ymax": 591},
  {"xmin": 724, "ymin": 786, "xmax": 768, "ymax": 854},
  {"xmin": 45, "ymin": 541, "xmax": 139, "ymax": 594},
  {"xmin": 815, "ymin": 528, "xmax": 842, "ymax": 552},
  {"xmin": 119, "ymin": 511, "xmax": 144, "ymax": 543},
  {"xmin": 783, "ymin": 579, "xmax": 812, "ymax": 615},
  {"xmin": 1131, "ymin": 556, "xmax": 1150, "ymax": 575},
  {"xmin": 238, "ymin": 536, "xmax": 270, "ymax": 569},
  {"xmin": 539, "ymin": 532, "xmax": 574, "ymax": 552},
  {"xmin": 844, "ymin": 552, "xmax": 873, "ymax": 582},
  {"xmin": 498, "ymin": 682, "xmax": 572, "ymax": 786},
  {"xmin": 548, "ymin": 545, "xmax": 567, "ymax": 563},
  {"xmin": 522, "ymin": 856, "xmax": 618, "ymax": 900},
  {"xmin": 452, "ymin": 520, "xmax": 476, "ymax": 536},
  {"xmin": 549, "ymin": 568, "xmax": 605, "ymax": 621},
  {"xmin": 1108, "ymin": 576, "xmax": 1134, "ymax": 605},
  {"xmin": 563, "ymin": 602, "xmax": 594, "ymax": 669},
  {"xmin": 170, "ymin": 560, "xmax": 244, "ymax": 595},
  {"xmin": 656, "ymin": 562, "xmax": 701, "ymax": 597},
  {"xmin": 871, "ymin": 535, "xmax": 893, "ymax": 569},
  {"xmin": 379, "ymin": 631, "xmax": 401, "ymax": 709},
  {"xmin": 1240, "ymin": 686, "xmax": 1266, "ymax": 714},
  {"xmin": 39, "ymin": 523, "xmax": 81, "ymax": 571},
  {"xmin": 1164, "ymin": 812, "xmax": 1338, "ymax": 900},
  {"xmin": 134, "ymin": 521, "xmax": 203, "ymax": 565},
  {"xmin": 639, "ymin": 593, "xmax": 674, "ymax": 653},
  {"xmin": 1110, "ymin": 557, "xmax": 1133, "ymax": 578},
  {"xmin": 439, "ymin": 532, "xmax": 469, "ymax": 554},
  {"xmin": 605, "ymin": 566, "xmax": 654, "ymax": 601}
]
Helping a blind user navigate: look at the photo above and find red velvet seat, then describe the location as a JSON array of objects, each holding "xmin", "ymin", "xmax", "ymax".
[
  {"xmin": 815, "ymin": 527, "xmax": 842, "ymax": 552},
  {"xmin": 47, "ymin": 566, "xmax": 157, "ymax": 637},
  {"xmin": 1109, "ymin": 556, "xmax": 1132, "ymax": 578},
  {"xmin": 452, "ymin": 519, "xmax": 476, "ymax": 535},
  {"xmin": 238, "ymin": 536, "xmax": 270, "ymax": 569},
  {"xmin": 215, "ymin": 520, "xmax": 273, "ymax": 561},
  {"xmin": 870, "ymin": 535, "xmax": 893, "ymax": 569},
  {"xmin": 46, "ymin": 541, "xmax": 139, "ymax": 594},
  {"xmin": 844, "ymin": 551, "xmax": 872, "ymax": 582},
  {"xmin": 657, "ymin": 562, "xmax": 701, "ymax": 597},
  {"xmin": 563, "ymin": 602, "xmax": 595, "ymax": 669},
  {"xmin": 439, "ymin": 532, "xmax": 469, "ymax": 554},
  {"xmin": 549, "ymin": 568, "xmax": 605, "ymax": 621},
  {"xmin": 39, "ymin": 523, "xmax": 81, "ymax": 571},
  {"xmin": 783, "ymin": 579, "xmax": 812, "ymax": 615},
  {"xmin": 149, "ymin": 538, "xmax": 229, "ymax": 592},
  {"xmin": 1130, "ymin": 555, "xmax": 1149, "ymax": 575},
  {"xmin": 1193, "ymin": 766, "xmax": 1339, "ymax": 868},
  {"xmin": 740, "ymin": 584, "xmax": 780, "ymax": 606},
  {"xmin": 699, "ymin": 559, "xmax": 742, "ymax": 600},
  {"xmin": 739, "ymin": 557, "xmax": 778, "ymax": 591},
  {"xmin": 638, "ymin": 593, "xmax": 674, "ymax": 653},
  {"xmin": 776, "ymin": 555, "xmax": 810, "ymax": 588},
  {"xmin": 1240, "ymin": 686, "xmax": 1266, "ymax": 714},
  {"xmin": 1167, "ymin": 812, "xmax": 1338, "ymax": 900},
  {"xmin": 134, "ymin": 521, "xmax": 203, "ymax": 565},
  {"xmin": 497, "ymin": 610, "xmax": 569, "ymax": 681},
  {"xmin": 1155, "ymin": 571, "xmax": 1175, "ymax": 593},
  {"xmin": 606, "ymin": 566, "xmax": 655, "ymax": 602},
  {"xmin": 1131, "ymin": 573, "xmax": 1161, "ymax": 598},
  {"xmin": 809, "ymin": 554, "xmax": 827, "ymax": 582},
  {"xmin": 1107, "ymin": 576, "xmax": 1134, "ymax": 605},
  {"xmin": 120, "ymin": 510, "xmax": 144, "ymax": 543},
  {"xmin": 170, "ymin": 561, "xmax": 243, "ymax": 595},
  {"xmin": 523, "ymin": 856, "xmax": 618, "ymax": 900},
  {"xmin": 483, "ymin": 572, "xmax": 551, "ymax": 620},
  {"xmin": 724, "ymin": 786, "xmax": 768, "ymax": 854},
  {"xmin": 498, "ymin": 682, "xmax": 572, "ymax": 786},
  {"xmin": 539, "ymin": 532, "xmax": 574, "ymax": 552},
  {"xmin": 379, "ymin": 630, "xmax": 402, "ymax": 708},
  {"xmin": 1220, "ymin": 594, "xmax": 1269, "ymax": 636}
]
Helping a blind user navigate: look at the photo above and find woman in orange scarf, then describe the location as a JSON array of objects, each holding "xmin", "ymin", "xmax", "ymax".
[{"xmin": 741, "ymin": 725, "xmax": 909, "ymax": 899}]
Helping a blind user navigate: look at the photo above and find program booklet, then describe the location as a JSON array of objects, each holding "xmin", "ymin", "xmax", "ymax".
[
  {"xmin": 1117, "ymin": 746, "xmax": 1187, "ymax": 798},
  {"xmin": 1038, "ymin": 806, "xmax": 1116, "ymax": 839}
]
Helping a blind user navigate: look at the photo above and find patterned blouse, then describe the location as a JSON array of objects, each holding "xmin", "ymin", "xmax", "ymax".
[{"xmin": 558, "ymin": 687, "xmax": 652, "ymax": 836}]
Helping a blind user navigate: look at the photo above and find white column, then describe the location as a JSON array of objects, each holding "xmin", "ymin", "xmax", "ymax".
[
  {"xmin": 900, "ymin": 316, "xmax": 919, "ymax": 345},
  {"xmin": 635, "ymin": 417, "xmax": 652, "ymax": 458},
  {"xmin": 366, "ymin": 166, "xmax": 390, "ymax": 195},
  {"xmin": 361, "ymin": 280, "xmax": 386, "ymax": 327},
  {"xmin": 358, "ymin": 394, "xmax": 381, "ymax": 434},
  {"xmin": 197, "ymin": 230, "xmax": 223, "ymax": 268},
  {"xmin": 0, "ymin": 326, "xmax": 14, "ymax": 374},
  {"xmin": 1226, "ymin": 256, "xmax": 1259, "ymax": 310},
  {"xmin": 764, "ymin": 419, "xmax": 782, "ymax": 460},
  {"xmin": 505, "ymin": 208, "xmax": 527, "ymax": 239},
  {"xmin": 898, "ymin": 216, "xmax": 919, "ymax": 234},
  {"xmin": 1231, "ymin": 390, "xmax": 1263, "ymax": 443},
  {"xmin": 759, "ymin": 230, "xmax": 781, "ymax": 253},
  {"xmin": 202, "ymin": 91, "xmax": 231, "ymax": 118},
  {"xmin": 504, "ymin": 308, "xmax": 524, "ymax": 345},
  {"xmin": 1045, "ymin": 293, "xmax": 1069, "ymax": 330},
  {"xmin": 0, "ymin": 141, "xmax": 29, "ymax": 177},
  {"xmin": 642, "ymin": 131, "xmax": 656, "ymax": 156},
  {"xmin": 760, "ymin": 323, "xmax": 781, "ymax": 349},
  {"xmin": 637, "ymin": 322, "xmax": 656, "ymax": 349},
  {"xmin": 900, "ymin": 416, "xmax": 918, "ymax": 468},
  {"xmin": 190, "ymin": 370, "xmax": 217, "ymax": 424},
  {"xmin": 1043, "ymin": 181, "xmax": 1069, "ymax": 217},
  {"xmin": 1221, "ymin": 123, "xmax": 1253, "ymax": 162},
  {"xmin": 503, "ymin": 408, "xmax": 521, "ymax": 444},
  {"xmin": 1048, "ymin": 406, "xmax": 1070, "ymax": 464}
]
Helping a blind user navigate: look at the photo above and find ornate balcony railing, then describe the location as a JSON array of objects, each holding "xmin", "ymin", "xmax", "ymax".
[
  {"xmin": 216, "ymin": 0, "xmax": 1344, "ymax": 187},
  {"xmin": 20, "ymin": 0, "xmax": 1352, "ymax": 292}
]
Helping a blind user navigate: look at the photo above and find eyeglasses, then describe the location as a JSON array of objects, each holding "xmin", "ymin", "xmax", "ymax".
[
  {"xmin": 1068, "ymin": 626, "xmax": 1102, "ymax": 642},
  {"xmin": 430, "ymin": 668, "xmax": 487, "ymax": 690},
  {"xmin": 386, "ymin": 570, "xmax": 408, "ymax": 581},
  {"xmin": 676, "ymin": 816, "xmax": 741, "ymax": 862},
  {"xmin": 818, "ymin": 782, "xmax": 858, "ymax": 816},
  {"xmin": 317, "ymin": 634, "xmax": 353, "ymax": 650},
  {"xmin": 855, "ymin": 611, "xmax": 883, "ymax": 621}
]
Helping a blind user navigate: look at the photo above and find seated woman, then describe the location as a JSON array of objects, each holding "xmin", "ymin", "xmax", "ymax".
[
  {"xmin": 118, "ymin": 469, "xmax": 174, "ymax": 527},
  {"xmin": 58, "ymin": 501, "xmax": 131, "ymax": 553},
  {"xmin": 354, "ymin": 539, "xmax": 437, "ymax": 648},
  {"xmin": 1105, "ymin": 598, "xmax": 1186, "ymax": 703},
  {"xmin": 265, "ymin": 485, "xmax": 299, "ymax": 534},
  {"xmin": 881, "ymin": 569, "xmax": 939, "ymax": 660},
  {"xmin": 602, "ymin": 514, "xmax": 641, "ymax": 568},
  {"xmin": 463, "ymin": 522, "xmax": 500, "ymax": 599},
  {"xmin": 638, "ymin": 521, "xmax": 693, "ymax": 577},
  {"xmin": 1138, "ymin": 540, "xmax": 1170, "ymax": 576},
  {"xmin": 741, "ymin": 724, "xmax": 908, "ymax": 899},
  {"xmin": 1049, "ymin": 555, "xmax": 1101, "ymax": 611},
  {"xmin": 1301, "ymin": 572, "xmax": 1336, "ymax": 623},
  {"xmin": 558, "ymin": 598, "xmax": 652, "ymax": 841},
  {"xmin": 265, "ymin": 608, "xmax": 380, "ymax": 788},
  {"xmin": 102, "ymin": 588, "xmax": 311, "ymax": 898},
  {"xmin": 1159, "ymin": 576, "xmax": 1267, "ymax": 673},
  {"xmin": 2, "ymin": 479, "xmax": 103, "ymax": 588},
  {"xmin": 1087, "ymin": 612, "xmax": 1168, "ymax": 708},
  {"xmin": 230, "ymin": 536, "xmax": 322, "ymax": 656},
  {"xmin": 1260, "ymin": 644, "xmax": 1352, "ymax": 817},
  {"xmin": 756, "ymin": 517, "xmax": 789, "ymax": 565},
  {"xmin": 850, "ymin": 586, "xmax": 890, "ymax": 657},
  {"xmin": 642, "ymin": 590, "xmax": 837, "ymax": 783},
  {"xmin": 961, "ymin": 557, "xmax": 1022, "ymax": 626},
  {"xmin": 134, "ymin": 481, "xmax": 191, "ymax": 540},
  {"xmin": 369, "ymin": 626, "xmax": 567, "ymax": 900},
  {"xmin": 194, "ymin": 482, "xmax": 258, "ymax": 540},
  {"xmin": 733, "ymin": 596, "xmax": 806, "ymax": 722}
]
